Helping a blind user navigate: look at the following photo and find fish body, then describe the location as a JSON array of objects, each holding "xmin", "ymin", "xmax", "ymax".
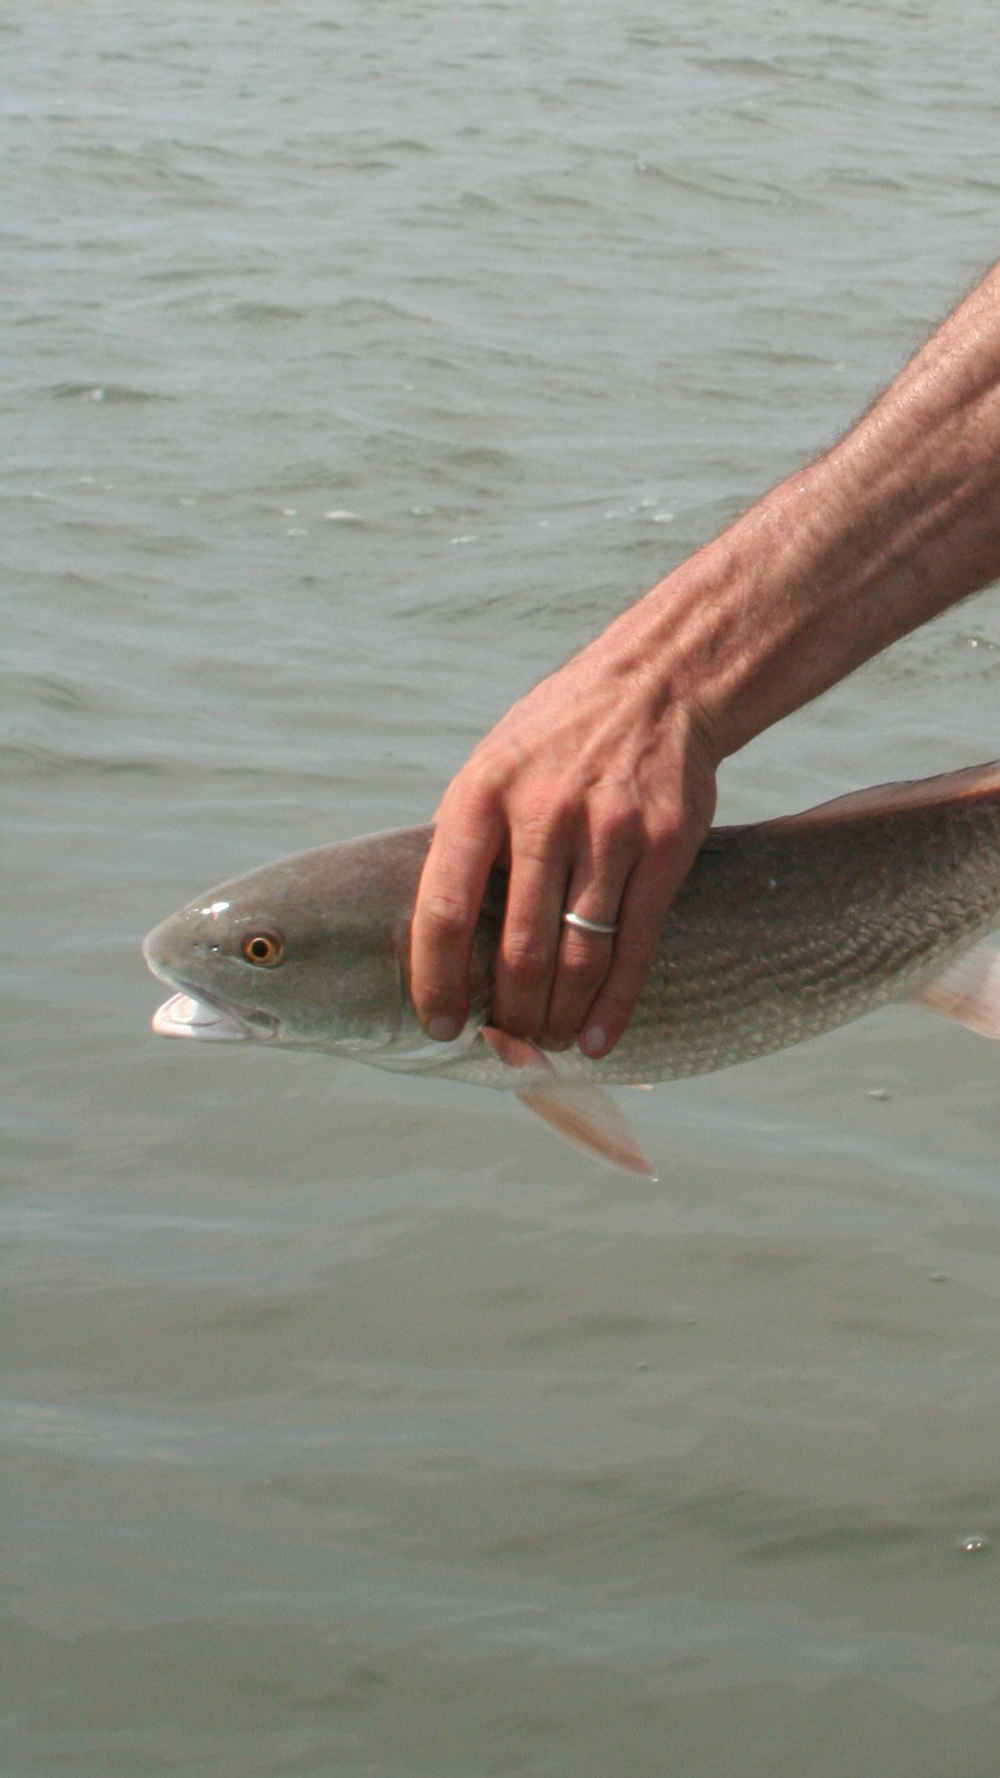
[{"xmin": 143, "ymin": 763, "xmax": 1000, "ymax": 1170}]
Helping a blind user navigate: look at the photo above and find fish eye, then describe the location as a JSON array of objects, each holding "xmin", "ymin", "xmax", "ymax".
[{"xmin": 241, "ymin": 930, "xmax": 284, "ymax": 967}]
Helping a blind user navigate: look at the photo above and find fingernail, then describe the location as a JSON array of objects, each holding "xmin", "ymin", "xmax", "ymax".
[
  {"xmin": 428, "ymin": 1014, "xmax": 459, "ymax": 1042},
  {"xmin": 582, "ymin": 1024, "xmax": 606, "ymax": 1057}
]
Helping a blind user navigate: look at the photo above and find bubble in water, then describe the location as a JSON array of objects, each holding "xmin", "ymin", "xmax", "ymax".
[{"xmin": 959, "ymin": 1535, "xmax": 991, "ymax": 1555}]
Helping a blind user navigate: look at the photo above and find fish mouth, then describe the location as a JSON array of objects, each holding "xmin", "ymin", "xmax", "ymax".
[
  {"xmin": 143, "ymin": 931, "xmax": 280, "ymax": 1042},
  {"xmin": 150, "ymin": 987, "xmax": 280, "ymax": 1043}
]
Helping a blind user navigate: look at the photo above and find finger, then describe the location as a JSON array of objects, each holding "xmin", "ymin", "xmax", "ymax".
[
  {"xmin": 491, "ymin": 834, "xmax": 571, "ymax": 1040},
  {"xmin": 543, "ymin": 853, "xmax": 634, "ymax": 1049},
  {"xmin": 410, "ymin": 800, "xmax": 505, "ymax": 1040},
  {"xmin": 577, "ymin": 849, "xmax": 686, "ymax": 1059}
]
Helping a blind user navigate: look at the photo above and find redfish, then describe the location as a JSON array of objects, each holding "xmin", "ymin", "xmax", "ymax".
[{"xmin": 143, "ymin": 763, "xmax": 1000, "ymax": 1177}]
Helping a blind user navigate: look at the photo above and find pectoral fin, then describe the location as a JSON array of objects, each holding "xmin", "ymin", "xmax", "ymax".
[
  {"xmin": 479, "ymin": 1025, "xmax": 555, "ymax": 1079},
  {"xmin": 914, "ymin": 943, "xmax": 1000, "ymax": 1039},
  {"xmin": 518, "ymin": 1081, "xmax": 658, "ymax": 1178},
  {"xmin": 480, "ymin": 1025, "xmax": 657, "ymax": 1178}
]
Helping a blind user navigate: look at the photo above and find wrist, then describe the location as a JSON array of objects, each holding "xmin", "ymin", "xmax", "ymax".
[{"xmin": 589, "ymin": 532, "xmax": 781, "ymax": 771}]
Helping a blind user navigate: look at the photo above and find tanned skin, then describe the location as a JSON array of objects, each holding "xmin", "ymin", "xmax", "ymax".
[{"xmin": 410, "ymin": 258, "xmax": 1000, "ymax": 1059}]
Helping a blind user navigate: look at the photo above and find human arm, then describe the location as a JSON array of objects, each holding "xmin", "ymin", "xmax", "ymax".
[{"xmin": 411, "ymin": 257, "xmax": 1000, "ymax": 1057}]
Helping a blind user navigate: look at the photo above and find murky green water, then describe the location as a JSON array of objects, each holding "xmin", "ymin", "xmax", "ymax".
[{"xmin": 5, "ymin": 4, "xmax": 1000, "ymax": 1771}]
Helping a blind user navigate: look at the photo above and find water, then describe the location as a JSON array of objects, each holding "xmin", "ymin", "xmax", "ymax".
[{"xmin": 5, "ymin": 4, "xmax": 1000, "ymax": 1771}]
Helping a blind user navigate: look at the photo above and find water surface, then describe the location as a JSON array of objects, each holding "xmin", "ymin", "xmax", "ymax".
[{"xmin": 5, "ymin": 4, "xmax": 1000, "ymax": 1772}]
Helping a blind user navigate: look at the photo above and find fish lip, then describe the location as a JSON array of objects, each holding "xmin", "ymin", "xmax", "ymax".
[
  {"xmin": 185, "ymin": 984, "xmax": 281, "ymax": 1040},
  {"xmin": 153, "ymin": 992, "xmax": 247, "ymax": 1041},
  {"xmin": 156, "ymin": 978, "xmax": 280, "ymax": 1041}
]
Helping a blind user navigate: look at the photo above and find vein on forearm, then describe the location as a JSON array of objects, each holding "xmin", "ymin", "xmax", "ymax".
[{"xmin": 630, "ymin": 260, "xmax": 1000, "ymax": 763}]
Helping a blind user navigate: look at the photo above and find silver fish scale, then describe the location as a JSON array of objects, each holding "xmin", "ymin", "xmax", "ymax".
[
  {"xmin": 144, "ymin": 766, "xmax": 1000, "ymax": 1097},
  {"xmin": 444, "ymin": 792, "xmax": 1000, "ymax": 1089}
]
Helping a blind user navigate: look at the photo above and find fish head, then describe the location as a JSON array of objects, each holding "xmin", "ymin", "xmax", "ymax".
[{"xmin": 143, "ymin": 826, "xmax": 446, "ymax": 1056}]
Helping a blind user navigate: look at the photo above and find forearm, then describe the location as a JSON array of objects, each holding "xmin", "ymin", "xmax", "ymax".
[
  {"xmin": 411, "ymin": 258, "xmax": 1000, "ymax": 1057},
  {"xmin": 605, "ymin": 258, "xmax": 1000, "ymax": 765}
]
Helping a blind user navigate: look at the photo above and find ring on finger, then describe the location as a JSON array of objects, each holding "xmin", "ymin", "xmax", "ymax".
[{"xmin": 561, "ymin": 909, "xmax": 619, "ymax": 937}]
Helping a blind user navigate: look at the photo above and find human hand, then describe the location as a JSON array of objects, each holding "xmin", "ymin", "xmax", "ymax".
[
  {"xmin": 409, "ymin": 609, "xmax": 719, "ymax": 1058},
  {"xmin": 414, "ymin": 256, "xmax": 1000, "ymax": 1060}
]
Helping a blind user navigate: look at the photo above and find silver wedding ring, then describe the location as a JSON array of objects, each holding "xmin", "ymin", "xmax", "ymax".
[{"xmin": 562, "ymin": 909, "xmax": 619, "ymax": 937}]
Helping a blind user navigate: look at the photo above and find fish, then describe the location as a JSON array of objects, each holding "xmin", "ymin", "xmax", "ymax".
[{"xmin": 142, "ymin": 761, "xmax": 1000, "ymax": 1178}]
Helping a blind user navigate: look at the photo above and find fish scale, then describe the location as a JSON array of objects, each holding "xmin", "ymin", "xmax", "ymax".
[
  {"xmin": 527, "ymin": 790, "xmax": 1000, "ymax": 1085},
  {"xmin": 144, "ymin": 762, "xmax": 1000, "ymax": 1170}
]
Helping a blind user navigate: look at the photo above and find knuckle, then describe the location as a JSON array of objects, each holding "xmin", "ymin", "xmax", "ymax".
[
  {"xmin": 513, "ymin": 814, "xmax": 563, "ymax": 865},
  {"xmin": 645, "ymin": 805, "xmax": 685, "ymax": 853},
  {"xmin": 450, "ymin": 772, "xmax": 506, "ymax": 828},
  {"xmin": 599, "ymin": 981, "xmax": 639, "ymax": 1018},
  {"xmin": 501, "ymin": 932, "xmax": 552, "ymax": 986},
  {"xmin": 419, "ymin": 892, "xmax": 474, "ymax": 946},
  {"xmin": 415, "ymin": 979, "xmax": 463, "ymax": 1015},
  {"xmin": 514, "ymin": 779, "xmax": 579, "ymax": 841},
  {"xmin": 648, "ymin": 794, "xmax": 707, "ymax": 861},
  {"xmin": 611, "ymin": 932, "xmax": 657, "ymax": 978},
  {"xmin": 558, "ymin": 940, "xmax": 610, "ymax": 987},
  {"xmin": 592, "ymin": 802, "xmax": 642, "ymax": 860}
]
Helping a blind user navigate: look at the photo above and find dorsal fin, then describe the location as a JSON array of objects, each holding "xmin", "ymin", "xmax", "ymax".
[{"xmin": 707, "ymin": 762, "xmax": 1000, "ymax": 845}]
